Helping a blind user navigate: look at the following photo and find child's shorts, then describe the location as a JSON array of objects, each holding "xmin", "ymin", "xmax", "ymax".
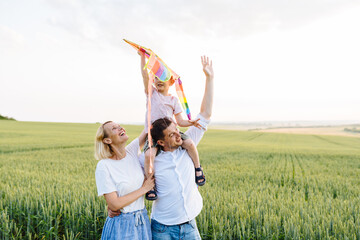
[{"xmin": 143, "ymin": 132, "xmax": 189, "ymax": 153}]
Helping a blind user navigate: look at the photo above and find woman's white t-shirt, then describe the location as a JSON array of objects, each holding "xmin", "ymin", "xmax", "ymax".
[{"xmin": 95, "ymin": 138, "xmax": 145, "ymax": 213}]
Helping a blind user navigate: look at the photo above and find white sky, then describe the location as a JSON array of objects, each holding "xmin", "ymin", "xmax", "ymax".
[{"xmin": 1, "ymin": 0, "xmax": 360, "ymax": 123}]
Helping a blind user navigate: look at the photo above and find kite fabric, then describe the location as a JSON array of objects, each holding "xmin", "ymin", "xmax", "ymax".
[{"xmin": 123, "ymin": 39, "xmax": 192, "ymax": 120}]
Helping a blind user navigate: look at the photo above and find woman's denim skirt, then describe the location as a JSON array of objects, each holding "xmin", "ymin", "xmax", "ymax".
[{"xmin": 101, "ymin": 208, "xmax": 151, "ymax": 240}]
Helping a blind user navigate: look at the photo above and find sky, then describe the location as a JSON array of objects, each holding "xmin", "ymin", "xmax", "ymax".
[{"xmin": 1, "ymin": 0, "xmax": 360, "ymax": 123}]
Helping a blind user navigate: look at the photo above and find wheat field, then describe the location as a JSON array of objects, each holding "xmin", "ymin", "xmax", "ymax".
[{"xmin": 1, "ymin": 120, "xmax": 359, "ymax": 239}]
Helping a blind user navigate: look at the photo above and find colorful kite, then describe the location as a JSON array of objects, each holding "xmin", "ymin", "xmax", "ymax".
[{"xmin": 123, "ymin": 39, "xmax": 192, "ymax": 120}]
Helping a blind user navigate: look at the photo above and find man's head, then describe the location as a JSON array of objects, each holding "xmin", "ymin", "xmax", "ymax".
[{"xmin": 151, "ymin": 117, "xmax": 182, "ymax": 152}]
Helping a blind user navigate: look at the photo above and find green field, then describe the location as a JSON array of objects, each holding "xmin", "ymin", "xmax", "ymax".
[{"xmin": 1, "ymin": 120, "xmax": 360, "ymax": 239}]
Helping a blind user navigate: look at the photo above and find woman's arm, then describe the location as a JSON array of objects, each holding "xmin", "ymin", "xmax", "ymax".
[
  {"xmin": 104, "ymin": 174, "xmax": 154, "ymax": 211},
  {"xmin": 138, "ymin": 129, "xmax": 147, "ymax": 150}
]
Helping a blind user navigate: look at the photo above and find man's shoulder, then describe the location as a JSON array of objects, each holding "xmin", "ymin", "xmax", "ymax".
[
  {"xmin": 184, "ymin": 114, "xmax": 211, "ymax": 145},
  {"xmin": 155, "ymin": 147, "xmax": 184, "ymax": 158}
]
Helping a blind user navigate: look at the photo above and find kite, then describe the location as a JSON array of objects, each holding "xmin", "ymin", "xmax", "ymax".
[
  {"xmin": 123, "ymin": 39, "xmax": 191, "ymax": 120},
  {"xmin": 124, "ymin": 39, "xmax": 192, "ymax": 162}
]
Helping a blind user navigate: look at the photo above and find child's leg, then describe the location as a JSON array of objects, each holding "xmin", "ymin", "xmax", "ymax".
[
  {"xmin": 144, "ymin": 148, "xmax": 157, "ymax": 199},
  {"xmin": 182, "ymin": 138, "xmax": 205, "ymax": 185},
  {"xmin": 182, "ymin": 138, "xmax": 200, "ymax": 169},
  {"xmin": 144, "ymin": 148, "xmax": 156, "ymax": 178}
]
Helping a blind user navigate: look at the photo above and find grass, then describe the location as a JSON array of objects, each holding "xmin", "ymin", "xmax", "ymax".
[{"xmin": 1, "ymin": 120, "xmax": 360, "ymax": 239}]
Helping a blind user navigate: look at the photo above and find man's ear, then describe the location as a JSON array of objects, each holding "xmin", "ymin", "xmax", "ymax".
[
  {"xmin": 103, "ymin": 138, "xmax": 112, "ymax": 145},
  {"xmin": 157, "ymin": 140, "xmax": 165, "ymax": 147}
]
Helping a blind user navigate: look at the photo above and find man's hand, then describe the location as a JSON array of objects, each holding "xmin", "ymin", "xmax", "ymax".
[
  {"xmin": 108, "ymin": 207, "xmax": 121, "ymax": 218},
  {"xmin": 200, "ymin": 56, "xmax": 214, "ymax": 120},
  {"xmin": 201, "ymin": 56, "xmax": 214, "ymax": 79}
]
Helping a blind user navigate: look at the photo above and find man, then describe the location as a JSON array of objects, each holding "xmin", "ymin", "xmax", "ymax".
[{"xmin": 143, "ymin": 56, "xmax": 214, "ymax": 239}]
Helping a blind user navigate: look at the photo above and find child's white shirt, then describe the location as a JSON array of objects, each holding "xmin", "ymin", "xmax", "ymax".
[{"xmin": 144, "ymin": 86, "xmax": 182, "ymax": 131}]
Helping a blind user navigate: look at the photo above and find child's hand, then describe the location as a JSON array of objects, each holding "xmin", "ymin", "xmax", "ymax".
[
  {"xmin": 201, "ymin": 56, "xmax": 214, "ymax": 78},
  {"xmin": 188, "ymin": 118, "xmax": 202, "ymax": 129},
  {"xmin": 138, "ymin": 48, "xmax": 146, "ymax": 56}
]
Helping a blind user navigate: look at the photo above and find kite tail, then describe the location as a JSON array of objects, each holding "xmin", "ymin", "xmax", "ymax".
[
  {"xmin": 147, "ymin": 72, "xmax": 155, "ymax": 168},
  {"xmin": 175, "ymin": 78, "xmax": 191, "ymax": 120}
]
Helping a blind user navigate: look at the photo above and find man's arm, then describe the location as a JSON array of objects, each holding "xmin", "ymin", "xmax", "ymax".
[
  {"xmin": 184, "ymin": 56, "xmax": 214, "ymax": 145},
  {"xmin": 200, "ymin": 56, "xmax": 214, "ymax": 120}
]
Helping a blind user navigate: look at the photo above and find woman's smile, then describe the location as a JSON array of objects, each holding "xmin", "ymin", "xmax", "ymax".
[{"xmin": 119, "ymin": 129, "xmax": 126, "ymax": 136}]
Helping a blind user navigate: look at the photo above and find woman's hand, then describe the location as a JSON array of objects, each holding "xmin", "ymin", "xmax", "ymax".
[
  {"xmin": 108, "ymin": 207, "xmax": 121, "ymax": 218},
  {"xmin": 142, "ymin": 173, "xmax": 155, "ymax": 192},
  {"xmin": 104, "ymin": 173, "xmax": 155, "ymax": 213}
]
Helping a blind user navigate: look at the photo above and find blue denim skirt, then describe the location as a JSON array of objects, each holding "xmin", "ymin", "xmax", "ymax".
[{"xmin": 101, "ymin": 208, "xmax": 151, "ymax": 240}]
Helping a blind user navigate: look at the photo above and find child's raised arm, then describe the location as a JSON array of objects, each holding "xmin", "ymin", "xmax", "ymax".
[{"xmin": 138, "ymin": 49, "xmax": 150, "ymax": 94}]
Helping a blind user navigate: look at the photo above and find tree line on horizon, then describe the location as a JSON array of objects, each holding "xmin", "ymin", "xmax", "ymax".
[
  {"xmin": 344, "ymin": 127, "xmax": 360, "ymax": 133},
  {"xmin": 0, "ymin": 114, "xmax": 16, "ymax": 121}
]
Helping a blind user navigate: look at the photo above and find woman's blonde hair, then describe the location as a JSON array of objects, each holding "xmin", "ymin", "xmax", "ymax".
[{"xmin": 94, "ymin": 121, "xmax": 113, "ymax": 160}]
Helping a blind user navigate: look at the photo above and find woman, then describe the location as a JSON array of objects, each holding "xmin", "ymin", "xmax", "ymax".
[{"xmin": 95, "ymin": 121, "xmax": 154, "ymax": 239}]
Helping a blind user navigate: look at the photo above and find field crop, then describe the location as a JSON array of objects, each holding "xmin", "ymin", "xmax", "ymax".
[{"xmin": 1, "ymin": 120, "xmax": 360, "ymax": 239}]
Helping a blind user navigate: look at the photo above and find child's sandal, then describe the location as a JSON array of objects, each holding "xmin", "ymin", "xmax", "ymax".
[
  {"xmin": 145, "ymin": 189, "xmax": 158, "ymax": 201},
  {"xmin": 195, "ymin": 166, "xmax": 206, "ymax": 186}
]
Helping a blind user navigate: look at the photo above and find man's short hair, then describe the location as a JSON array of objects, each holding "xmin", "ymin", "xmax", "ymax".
[{"xmin": 151, "ymin": 117, "xmax": 173, "ymax": 145}]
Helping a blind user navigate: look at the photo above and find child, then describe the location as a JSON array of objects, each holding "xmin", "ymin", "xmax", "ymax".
[{"xmin": 139, "ymin": 49, "xmax": 206, "ymax": 201}]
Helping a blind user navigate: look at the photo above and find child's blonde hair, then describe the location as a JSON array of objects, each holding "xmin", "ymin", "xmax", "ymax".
[{"xmin": 94, "ymin": 121, "xmax": 113, "ymax": 160}]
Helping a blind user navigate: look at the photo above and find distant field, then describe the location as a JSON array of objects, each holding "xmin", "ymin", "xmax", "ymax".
[
  {"xmin": 255, "ymin": 126, "xmax": 360, "ymax": 138},
  {"xmin": 1, "ymin": 120, "xmax": 360, "ymax": 239},
  {"xmin": 211, "ymin": 124, "xmax": 360, "ymax": 138}
]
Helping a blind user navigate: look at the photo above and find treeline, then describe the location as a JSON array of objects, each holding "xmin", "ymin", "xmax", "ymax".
[
  {"xmin": 344, "ymin": 127, "xmax": 360, "ymax": 133},
  {"xmin": 0, "ymin": 114, "xmax": 16, "ymax": 120}
]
